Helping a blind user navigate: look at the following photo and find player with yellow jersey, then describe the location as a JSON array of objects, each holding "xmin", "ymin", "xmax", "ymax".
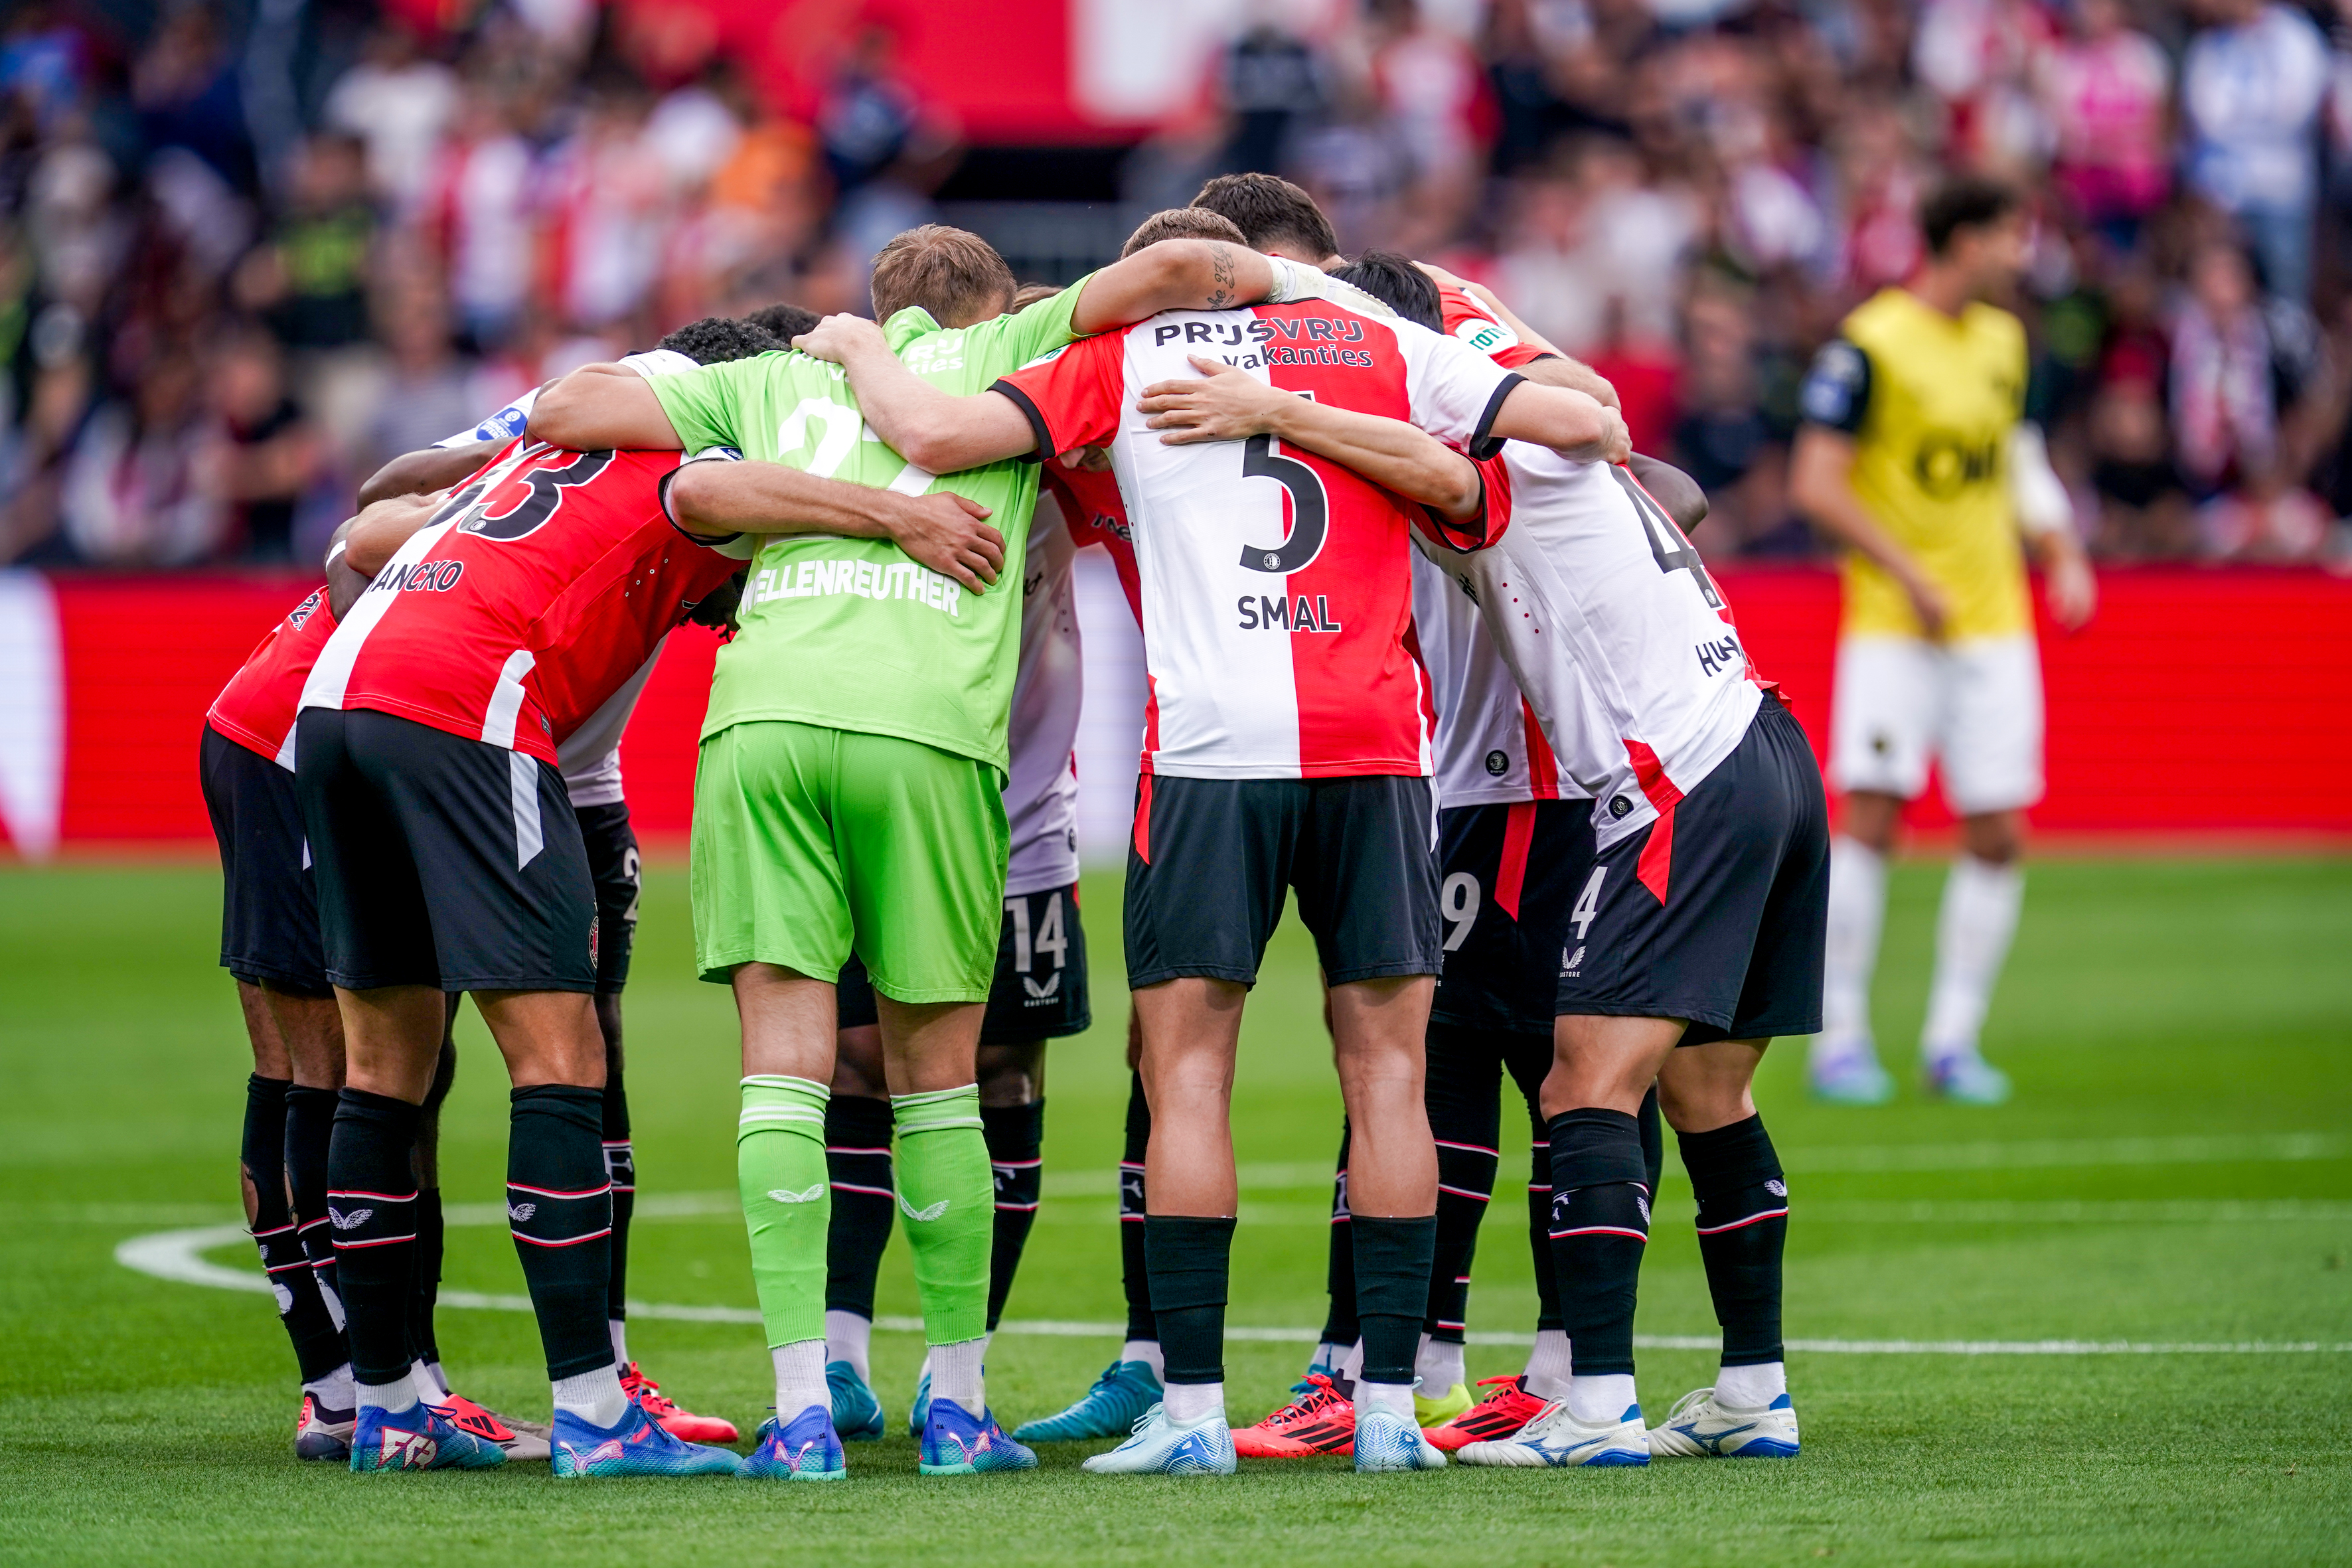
[{"xmin": 1790, "ymin": 179, "xmax": 2096, "ymax": 1106}]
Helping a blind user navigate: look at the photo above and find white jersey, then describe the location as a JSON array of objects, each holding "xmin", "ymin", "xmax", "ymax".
[
  {"xmin": 1419, "ymin": 447, "xmax": 1764, "ymax": 852},
  {"xmin": 430, "ymin": 350, "xmax": 699, "ymax": 807},
  {"xmin": 996, "ymin": 285, "xmax": 1519, "ymax": 781},
  {"xmin": 1004, "ymin": 492, "xmax": 1084, "ymax": 895},
  {"xmin": 1411, "ymin": 552, "xmax": 1589, "ymax": 809}
]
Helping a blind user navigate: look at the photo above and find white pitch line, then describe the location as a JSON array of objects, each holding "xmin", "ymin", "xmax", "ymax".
[{"xmin": 114, "ymin": 1224, "xmax": 2352, "ymax": 1356}]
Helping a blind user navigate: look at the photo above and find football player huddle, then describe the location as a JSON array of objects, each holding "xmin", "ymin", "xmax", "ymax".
[{"xmin": 204, "ymin": 172, "xmax": 1824, "ymax": 1480}]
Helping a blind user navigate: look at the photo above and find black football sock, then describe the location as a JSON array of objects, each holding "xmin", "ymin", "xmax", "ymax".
[
  {"xmin": 1638, "ymin": 1083, "xmax": 1664, "ymax": 1197},
  {"xmin": 603, "ymin": 1065, "xmax": 635, "ymax": 1334},
  {"xmin": 1500, "ymin": 1035, "xmax": 1561, "ymax": 1333},
  {"xmin": 1678, "ymin": 1113, "xmax": 1788, "ymax": 1369},
  {"xmin": 244, "ymin": 1075, "xmax": 344, "ymax": 1382},
  {"xmin": 1545, "ymin": 1108, "xmax": 1652, "ymax": 1379},
  {"xmin": 410, "ymin": 1188, "xmax": 443, "ymax": 1372},
  {"xmin": 284, "ymin": 1085, "xmax": 343, "ymax": 1328},
  {"xmin": 1146, "ymin": 1214, "xmax": 1236, "ymax": 1386},
  {"xmin": 508, "ymin": 1085, "xmax": 615, "ymax": 1381},
  {"xmin": 328, "ymin": 1088, "xmax": 424, "ymax": 1388},
  {"xmin": 1423, "ymin": 1023, "xmax": 1504, "ymax": 1346},
  {"xmin": 823, "ymin": 1094, "xmax": 895, "ymax": 1322},
  {"xmin": 1352, "ymin": 1215, "xmax": 1438, "ymax": 1387},
  {"xmin": 982, "ymin": 1099, "xmax": 1044, "ymax": 1332},
  {"xmin": 1119, "ymin": 1073, "xmax": 1155, "ymax": 1344},
  {"xmin": 1316, "ymin": 1120, "xmax": 1359, "ymax": 1357}
]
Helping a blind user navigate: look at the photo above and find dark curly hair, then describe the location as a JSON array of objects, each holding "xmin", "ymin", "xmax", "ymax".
[
  {"xmin": 744, "ymin": 303, "xmax": 823, "ymax": 343},
  {"xmin": 1330, "ymin": 251, "xmax": 1441, "ymax": 333},
  {"xmin": 656, "ymin": 315, "xmax": 785, "ymax": 365}
]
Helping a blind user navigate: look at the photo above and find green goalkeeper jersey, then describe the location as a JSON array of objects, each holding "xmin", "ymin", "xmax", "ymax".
[{"xmin": 647, "ymin": 281, "xmax": 1090, "ymax": 775}]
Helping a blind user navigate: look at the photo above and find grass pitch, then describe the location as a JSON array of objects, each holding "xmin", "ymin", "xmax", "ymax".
[{"xmin": 2, "ymin": 855, "xmax": 2348, "ymax": 1567}]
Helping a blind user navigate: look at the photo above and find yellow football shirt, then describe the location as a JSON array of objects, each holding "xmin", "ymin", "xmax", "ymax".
[{"xmin": 1800, "ymin": 287, "xmax": 2032, "ymax": 640}]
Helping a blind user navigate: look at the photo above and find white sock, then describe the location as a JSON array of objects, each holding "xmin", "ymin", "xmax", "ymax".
[
  {"xmin": 1715, "ymin": 1361, "xmax": 1786, "ymax": 1409},
  {"xmin": 1523, "ymin": 1329, "xmax": 1573, "ymax": 1401},
  {"xmin": 1338, "ymin": 1339, "xmax": 1365, "ymax": 1384},
  {"xmin": 1121, "ymin": 1338, "xmax": 1165, "ymax": 1381},
  {"xmin": 1815, "ymin": 835, "xmax": 1887, "ymax": 1063},
  {"xmin": 608, "ymin": 1319, "xmax": 629, "ymax": 1368},
  {"xmin": 930, "ymin": 1336, "xmax": 986, "ymax": 1412},
  {"xmin": 1311, "ymin": 1340, "xmax": 1347, "ymax": 1375},
  {"xmin": 826, "ymin": 1310, "xmax": 873, "ymax": 1382},
  {"xmin": 1565, "ymin": 1372, "xmax": 1636, "ymax": 1425},
  {"xmin": 421, "ymin": 1361, "xmax": 451, "ymax": 1401},
  {"xmin": 552, "ymin": 1364, "xmax": 629, "ymax": 1429},
  {"xmin": 356, "ymin": 1375, "xmax": 418, "ymax": 1417},
  {"xmin": 1355, "ymin": 1379, "xmax": 1415, "ymax": 1422},
  {"xmin": 772, "ymin": 1338, "xmax": 828, "ymax": 1423},
  {"xmin": 1162, "ymin": 1381, "xmax": 1223, "ymax": 1424},
  {"xmin": 1922, "ymin": 855, "xmax": 2023, "ymax": 1063},
  {"xmin": 406, "ymin": 1361, "xmax": 439, "ymax": 1405},
  {"xmin": 303, "ymin": 1362, "xmax": 355, "ymax": 1410},
  {"xmin": 1415, "ymin": 1335, "xmax": 1465, "ymax": 1391}
]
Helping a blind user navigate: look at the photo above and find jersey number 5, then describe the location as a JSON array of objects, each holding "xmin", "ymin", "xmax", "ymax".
[
  {"xmin": 1236, "ymin": 432, "xmax": 1330, "ymax": 574},
  {"xmin": 1608, "ymin": 466, "xmax": 1721, "ymax": 609}
]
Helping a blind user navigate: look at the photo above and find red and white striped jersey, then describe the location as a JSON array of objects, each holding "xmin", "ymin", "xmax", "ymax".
[
  {"xmin": 1006, "ymin": 492, "xmax": 1085, "ymax": 896},
  {"xmin": 300, "ymin": 440, "xmax": 748, "ymax": 763},
  {"xmin": 1044, "ymin": 457, "xmax": 1140, "ymax": 624},
  {"xmin": 995, "ymin": 293, "xmax": 1520, "ymax": 780},
  {"xmin": 1418, "ymin": 445, "xmax": 1764, "ymax": 853},
  {"xmin": 1437, "ymin": 283, "xmax": 1553, "ymax": 374},
  {"xmin": 207, "ymin": 587, "xmax": 337, "ymax": 770},
  {"xmin": 1411, "ymin": 553, "xmax": 1597, "ymax": 809}
]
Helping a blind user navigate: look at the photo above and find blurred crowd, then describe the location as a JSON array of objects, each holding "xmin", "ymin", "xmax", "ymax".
[{"xmin": 9, "ymin": 0, "xmax": 2352, "ymax": 569}]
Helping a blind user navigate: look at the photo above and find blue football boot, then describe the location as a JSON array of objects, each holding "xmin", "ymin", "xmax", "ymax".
[
  {"xmin": 550, "ymin": 1399, "xmax": 744, "ymax": 1478},
  {"xmin": 919, "ymin": 1396, "xmax": 1038, "ymax": 1475},
  {"xmin": 348, "ymin": 1401, "xmax": 505, "ymax": 1473},
  {"xmin": 1013, "ymin": 1359, "xmax": 1163, "ymax": 1443},
  {"xmin": 828, "ymin": 1361, "xmax": 886, "ymax": 1442},
  {"xmin": 744, "ymin": 1405, "xmax": 848, "ymax": 1480}
]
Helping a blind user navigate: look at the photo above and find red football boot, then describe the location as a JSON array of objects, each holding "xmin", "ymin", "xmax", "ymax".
[
  {"xmin": 1422, "ymin": 1374, "xmax": 1549, "ymax": 1451},
  {"xmin": 620, "ymin": 1361, "xmax": 740, "ymax": 1445},
  {"xmin": 1229, "ymin": 1373, "xmax": 1356, "ymax": 1458}
]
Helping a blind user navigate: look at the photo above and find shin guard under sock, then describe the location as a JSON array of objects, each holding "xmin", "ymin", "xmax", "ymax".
[
  {"xmin": 1545, "ymin": 1108, "xmax": 1651, "ymax": 1378},
  {"xmin": 740, "ymin": 1075, "xmax": 831, "ymax": 1348},
  {"xmin": 982, "ymin": 1099, "xmax": 1044, "ymax": 1332},
  {"xmin": 1146, "ymin": 1214, "xmax": 1237, "ymax": 1385},
  {"xmin": 1678, "ymin": 1113, "xmax": 1788, "ymax": 1367},
  {"xmin": 245, "ymin": 1075, "xmax": 343, "ymax": 1381},
  {"xmin": 1317, "ymin": 1121, "xmax": 1360, "ymax": 1352},
  {"xmin": 823, "ymin": 1094, "xmax": 894, "ymax": 1324},
  {"xmin": 508, "ymin": 1084, "xmax": 615, "ymax": 1381},
  {"xmin": 1119, "ymin": 1073, "xmax": 1154, "ymax": 1343},
  {"xmin": 892, "ymin": 1084, "xmax": 992, "ymax": 1348},
  {"xmin": 285, "ymin": 1084, "xmax": 343, "ymax": 1329},
  {"xmin": 1352, "ymin": 1214, "xmax": 1438, "ymax": 1387},
  {"xmin": 603, "ymin": 1067, "xmax": 635, "ymax": 1325},
  {"xmin": 328, "ymin": 1088, "xmax": 422, "ymax": 1386}
]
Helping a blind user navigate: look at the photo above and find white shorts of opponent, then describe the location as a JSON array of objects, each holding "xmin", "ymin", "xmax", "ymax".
[{"xmin": 1828, "ymin": 634, "xmax": 2043, "ymax": 817}]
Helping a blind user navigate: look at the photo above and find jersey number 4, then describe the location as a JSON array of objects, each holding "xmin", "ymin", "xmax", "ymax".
[
  {"xmin": 1236, "ymin": 431, "xmax": 1330, "ymax": 574},
  {"xmin": 443, "ymin": 447, "xmax": 617, "ymax": 542},
  {"xmin": 1608, "ymin": 466, "xmax": 1721, "ymax": 609}
]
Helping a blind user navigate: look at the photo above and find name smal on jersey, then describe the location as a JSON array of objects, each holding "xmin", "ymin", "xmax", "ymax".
[
  {"xmin": 747, "ymin": 558, "xmax": 965, "ymax": 617},
  {"xmin": 1237, "ymin": 593, "xmax": 1345, "ymax": 632}
]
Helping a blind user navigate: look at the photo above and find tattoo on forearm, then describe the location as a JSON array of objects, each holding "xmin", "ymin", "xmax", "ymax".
[{"xmin": 1206, "ymin": 243, "xmax": 1235, "ymax": 310}]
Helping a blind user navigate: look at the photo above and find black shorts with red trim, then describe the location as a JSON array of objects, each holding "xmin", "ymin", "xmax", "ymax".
[
  {"xmin": 1124, "ymin": 773, "xmax": 1441, "ymax": 990},
  {"xmin": 836, "ymin": 882, "xmax": 1093, "ymax": 1044},
  {"xmin": 1431, "ymin": 799, "xmax": 1597, "ymax": 1036},
  {"xmin": 1553, "ymin": 695, "xmax": 1828, "ymax": 1043},
  {"xmin": 574, "ymin": 801, "xmax": 640, "ymax": 994},
  {"xmin": 200, "ymin": 724, "xmax": 331, "ymax": 996},
  {"xmin": 295, "ymin": 707, "xmax": 599, "ymax": 994}
]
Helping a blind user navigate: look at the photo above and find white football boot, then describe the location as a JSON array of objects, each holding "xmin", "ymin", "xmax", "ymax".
[
  {"xmin": 1352, "ymin": 1408, "xmax": 1446, "ymax": 1472},
  {"xmin": 1081, "ymin": 1403, "xmax": 1237, "ymax": 1476},
  {"xmin": 1455, "ymin": 1399, "xmax": 1648, "ymax": 1468},
  {"xmin": 1646, "ymin": 1387, "xmax": 1800, "ymax": 1458}
]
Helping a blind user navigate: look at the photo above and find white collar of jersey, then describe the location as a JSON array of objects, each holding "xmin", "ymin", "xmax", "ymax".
[{"xmin": 621, "ymin": 348, "xmax": 700, "ymax": 378}]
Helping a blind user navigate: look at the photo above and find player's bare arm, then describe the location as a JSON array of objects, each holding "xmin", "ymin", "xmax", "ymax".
[
  {"xmin": 666, "ymin": 457, "xmax": 1005, "ymax": 591},
  {"xmin": 356, "ymin": 443, "xmax": 495, "ymax": 509},
  {"xmin": 795, "ymin": 315, "xmax": 1039, "ymax": 475},
  {"xmin": 1789, "ymin": 425, "xmax": 1951, "ymax": 637},
  {"xmin": 2026, "ymin": 524, "xmax": 2096, "ymax": 630},
  {"xmin": 2010, "ymin": 424, "xmax": 2096, "ymax": 630},
  {"xmin": 1068, "ymin": 238, "xmax": 1286, "ymax": 333},
  {"xmin": 1138, "ymin": 354, "xmax": 1482, "ymax": 521},
  {"xmin": 1487, "ymin": 380, "xmax": 1632, "ymax": 466},
  {"xmin": 526, "ymin": 370, "xmax": 682, "ymax": 453}
]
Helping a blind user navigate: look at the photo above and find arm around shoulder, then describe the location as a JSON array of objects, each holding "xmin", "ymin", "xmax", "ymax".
[{"xmin": 527, "ymin": 368, "xmax": 682, "ymax": 453}]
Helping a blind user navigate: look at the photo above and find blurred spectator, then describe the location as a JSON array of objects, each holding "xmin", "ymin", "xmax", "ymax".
[
  {"xmin": 2181, "ymin": 0, "xmax": 2330, "ymax": 303},
  {"xmin": 322, "ymin": 23, "xmax": 457, "ymax": 213},
  {"xmin": 356, "ymin": 278, "xmax": 485, "ymax": 481},
  {"xmin": 58, "ymin": 345, "xmax": 221, "ymax": 566},
  {"xmin": 1217, "ymin": 21, "xmax": 1328, "ymax": 177},
  {"xmin": 233, "ymin": 131, "xmax": 374, "ymax": 351},
  {"xmin": 206, "ymin": 322, "xmax": 316, "ymax": 562},
  {"xmin": 422, "ymin": 83, "xmax": 535, "ymax": 351},
  {"xmin": 2036, "ymin": 0, "xmax": 2173, "ymax": 252}
]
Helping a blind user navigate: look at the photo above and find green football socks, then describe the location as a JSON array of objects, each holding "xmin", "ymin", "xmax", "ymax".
[
  {"xmin": 891, "ymin": 1084, "xmax": 992, "ymax": 1348},
  {"xmin": 739, "ymin": 1075, "xmax": 831, "ymax": 1349}
]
